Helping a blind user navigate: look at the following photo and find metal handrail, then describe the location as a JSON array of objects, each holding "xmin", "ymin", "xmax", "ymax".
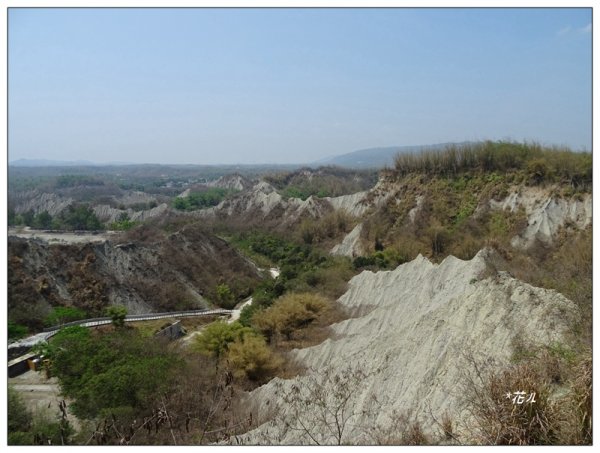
[{"xmin": 42, "ymin": 308, "xmax": 233, "ymax": 332}]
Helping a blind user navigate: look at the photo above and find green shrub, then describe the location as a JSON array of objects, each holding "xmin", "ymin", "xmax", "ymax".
[
  {"xmin": 173, "ymin": 188, "xmax": 237, "ymax": 211},
  {"xmin": 8, "ymin": 321, "xmax": 28, "ymax": 340},
  {"xmin": 252, "ymin": 292, "xmax": 329, "ymax": 342},
  {"xmin": 251, "ymin": 280, "xmax": 279, "ymax": 308},
  {"xmin": 8, "ymin": 431, "xmax": 33, "ymax": 445},
  {"xmin": 44, "ymin": 306, "xmax": 87, "ymax": 327},
  {"xmin": 55, "ymin": 204, "xmax": 103, "ymax": 230},
  {"xmin": 226, "ymin": 332, "xmax": 282, "ymax": 382},
  {"xmin": 41, "ymin": 326, "xmax": 180, "ymax": 419},
  {"xmin": 265, "ymin": 167, "xmax": 377, "ymax": 200},
  {"xmin": 192, "ymin": 320, "xmax": 254, "ymax": 360},
  {"xmin": 105, "ymin": 305, "xmax": 127, "ymax": 328},
  {"xmin": 108, "ymin": 212, "xmax": 138, "ymax": 231},
  {"xmin": 239, "ymin": 303, "xmax": 261, "ymax": 327},
  {"xmin": 215, "ymin": 283, "xmax": 235, "ymax": 308},
  {"xmin": 8, "ymin": 387, "xmax": 32, "ymax": 434},
  {"xmin": 32, "ymin": 210, "xmax": 53, "ymax": 229}
]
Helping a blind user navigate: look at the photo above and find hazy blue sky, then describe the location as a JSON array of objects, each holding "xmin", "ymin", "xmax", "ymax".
[{"xmin": 8, "ymin": 8, "xmax": 592, "ymax": 164}]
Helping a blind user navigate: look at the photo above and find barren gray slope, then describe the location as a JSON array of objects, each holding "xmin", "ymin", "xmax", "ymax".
[{"xmin": 235, "ymin": 249, "xmax": 579, "ymax": 445}]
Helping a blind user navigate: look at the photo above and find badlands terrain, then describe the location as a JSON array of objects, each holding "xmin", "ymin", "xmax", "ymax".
[{"xmin": 8, "ymin": 142, "xmax": 592, "ymax": 445}]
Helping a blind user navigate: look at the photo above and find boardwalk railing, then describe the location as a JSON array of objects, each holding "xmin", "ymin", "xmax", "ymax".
[
  {"xmin": 9, "ymin": 309, "xmax": 232, "ymax": 353},
  {"xmin": 42, "ymin": 308, "xmax": 233, "ymax": 333}
]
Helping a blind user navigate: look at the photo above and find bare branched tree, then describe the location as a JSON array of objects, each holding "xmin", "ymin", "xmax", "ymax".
[{"xmin": 265, "ymin": 362, "xmax": 383, "ymax": 445}]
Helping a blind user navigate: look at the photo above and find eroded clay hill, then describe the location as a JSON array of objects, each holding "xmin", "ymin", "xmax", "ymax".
[
  {"xmin": 8, "ymin": 225, "xmax": 262, "ymax": 330},
  {"xmin": 328, "ymin": 174, "xmax": 592, "ymax": 259},
  {"xmin": 233, "ymin": 249, "xmax": 580, "ymax": 445}
]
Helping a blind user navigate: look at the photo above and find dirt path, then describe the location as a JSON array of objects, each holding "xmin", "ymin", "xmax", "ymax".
[
  {"xmin": 9, "ymin": 370, "xmax": 82, "ymax": 431},
  {"xmin": 9, "ymin": 227, "xmax": 116, "ymax": 244}
]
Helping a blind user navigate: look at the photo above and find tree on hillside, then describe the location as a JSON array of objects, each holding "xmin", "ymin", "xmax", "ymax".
[
  {"xmin": 192, "ymin": 321, "xmax": 253, "ymax": 361},
  {"xmin": 215, "ymin": 283, "xmax": 235, "ymax": 308},
  {"xmin": 33, "ymin": 210, "xmax": 53, "ymax": 229},
  {"xmin": 106, "ymin": 305, "xmax": 127, "ymax": 328},
  {"xmin": 60, "ymin": 204, "xmax": 103, "ymax": 230},
  {"xmin": 252, "ymin": 292, "xmax": 329, "ymax": 342}
]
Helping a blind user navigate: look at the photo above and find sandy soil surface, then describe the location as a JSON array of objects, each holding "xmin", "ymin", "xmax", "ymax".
[{"xmin": 9, "ymin": 370, "xmax": 81, "ymax": 431}]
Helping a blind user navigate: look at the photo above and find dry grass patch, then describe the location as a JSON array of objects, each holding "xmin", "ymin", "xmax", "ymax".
[
  {"xmin": 252, "ymin": 292, "xmax": 346, "ymax": 350},
  {"xmin": 461, "ymin": 342, "xmax": 592, "ymax": 446}
]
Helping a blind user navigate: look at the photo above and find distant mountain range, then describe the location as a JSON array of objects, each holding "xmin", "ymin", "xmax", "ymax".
[
  {"xmin": 315, "ymin": 142, "xmax": 473, "ymax": 169},
  {"xmin": 11, "ymin": 159, "xmax": 97, "ymax": 167},
  {"xmin": 9, "ymin": 159, "xmax": 136, "ymax": 167},
  {"xmin": 10, "ymin": 142, "xmax": 471, "ymax": 169}
]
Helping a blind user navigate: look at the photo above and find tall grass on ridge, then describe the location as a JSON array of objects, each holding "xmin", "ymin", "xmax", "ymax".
[{"xmin": 393, "ymin": 141, "xmax": 591, "ymax": 188}]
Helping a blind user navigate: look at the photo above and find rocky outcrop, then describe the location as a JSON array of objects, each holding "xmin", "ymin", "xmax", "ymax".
[
  {"xmin": 94, "ymin": 203, "xmax": 169, "ymax": 224},
  {"xmin": 207, "ymin": 174, "xmax": 253, "ymax": 191},
  {"xmin": 325, "ymin": 190, "xmax": 370, "ymax": 217},
  {"xmin": 8, "ymin": 227, "xmax": 263, "ymax": 325},
  {"xmin": 487, "ymin": 187, "xmax": 592, "ymax": 248},
  {"xmin": 12, "ymin": 191, "xmax": 73, "ymax": 216},
  {"xmin": 194, "ymin": 181, "xmax": 332, "ymax": 226},
  {"xmin": 113, "ymin": 191, "xmax": 158, "ymax": 207},
  {"xmin": 233, "ymin": 249, "xmax": 579, "ymax": 445},
  {"xmin": 408, "ymin": 195, "xmax": 425, "ymax": 223},
  {"xmin": 11, "ymin": 188, "xmax": 164, "ymax": 224},
  {"xmin": 330, "ymin": 223, "xmax": 365, "ymax": 257},
  {"xmin": 324, "ymin": 179, "xmax": 393, "ymax": 218}
]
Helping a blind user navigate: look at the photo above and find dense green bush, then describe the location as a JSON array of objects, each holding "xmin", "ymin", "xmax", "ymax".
[
  {"xmin": 172, "ymin": 188, "xmax": 236, "ymax": 211},
  {"xmin": 239, "ymin": 303, "xmax": 261, "ymax": 327},
  {"xmin": 215, "ymin": 283, "xmax": 235, "ymax": 308},
  {"xmin": 55, "ymin": 204, "xmax": 103, "ymax": 230},
  {"xmin": 192, "ymin": 320, "xmax": 254, "ymax": 360},
  {"xmin": 249, "ymin": 279, "xmax": 284, "ymax": 310},
  {"xmin": 8, "ymin": 321, "xmax": 28, "ymax": 340},
  {"xmin": 44, "ymin": 306, "xmax": 87, "ymax": 327},
  {"xmin": 281, "ymin": 186, "xmax": 325, "ymax": 200},
  {"xmin": 108, "ymin": 212, "xmax": 138, "ymax": 231},
  {"xmin": 32, "ymin": 210, "xmax": 53, "ymax": 229},
  {"xmin": 40, "ymin": 326, "xmax": 181, "ymax": 419},
  {"xmin": 105, "ymin": 305, "xmax": 128, "ymax": 328},
  {"xmin": 10, "ymin": 209, "xmax": 54, "ymax": 229},
  {"xmin": 8, "ymin": 205, "xmax": 102, "ymax": 230}
]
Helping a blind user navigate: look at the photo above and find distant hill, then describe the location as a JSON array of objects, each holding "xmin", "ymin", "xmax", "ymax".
[
  {"xmin": 10, "ymin": 158, "xmax": 96, "ymax": 167},
  {"xmin": 316, "ymin": 142, "xmax": 473, "ymax": 169}
]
